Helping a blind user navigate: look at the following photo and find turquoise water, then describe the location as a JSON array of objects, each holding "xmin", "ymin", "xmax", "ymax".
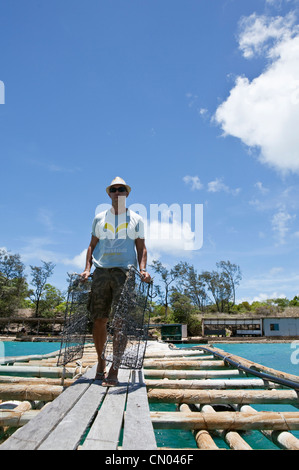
[
  {"xmin": 2, "ymin": 340, "xmax": 299, "ymax": 449},
  {"xmin": 178, "ymin": 342, "xmax": 299, "ymax": 377},
  {"xmin": 1, "ymin": 341, "xmax": 61, "ymax": 358},
  {"xmin": 153, "ymin": 342, "xmax": 299, "ymax": 450}
]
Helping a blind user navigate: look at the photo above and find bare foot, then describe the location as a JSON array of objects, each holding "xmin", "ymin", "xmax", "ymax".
[{"xmin": 95, "ymin": 358, "xmax": 106, "ymax": 380}]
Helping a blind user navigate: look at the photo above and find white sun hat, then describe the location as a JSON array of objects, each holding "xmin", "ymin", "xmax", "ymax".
[{"xmin": 106, "ymin": 176, "xmax": 131, "ymax": 194}]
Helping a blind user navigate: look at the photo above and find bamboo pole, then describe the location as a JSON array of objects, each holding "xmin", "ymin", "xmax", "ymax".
[
  {"xmin": 201, "ymin": 404, "xmax": 252, "ymax": 450},
  {"xmin": 145, "ymin": 351, "xmax": 206, "ymax": 359},
  {"xmin": 0, "ymin": 376, "xmax": 74, "ymax": 386},
  {"xmin": 144, "ymin": 369, "xmax": 243, "ymax": 379},
  {"xmin": 143, "ymin": 360, "xmax": 226, "ymax": 369},
  {"xmin": 150, "ymin": 411, "xmax": 299, "ymax": 431},
  {"xmin": 147, "ymin": 389, "xmax": 299, "ymax": 405},
  {"xmin": 144, "ymin": 355, "xmax": 216, "ymax": 362},
  {"xmin": 12, "ymin": 360, "xmax": 95, "ymax": 368},
  {"xmin": 0, "ymin": 384, "xmax": 63, "ymax": 402},
  {"xmin": 0, "ymin": 352, "xmax": 61, "ymax": 365},
  {"xmin": 240, "ymin": 405, "xmax": 299, "ymax": 451},
  {"xmin": 0, "ymin": 365, "xmax": 75, "ymax": 378},
  {"xmin": 145, "ymin": 378, "xmax": 281, "ymax": 390},
  {"xmin": 0, "ymin": 401, "xmax": 32, "ymax": 414},
  {"xmin": 203, "ymin": 345, "xmax": 299, "ymax": 387},
  {"xmin": 179, "ymin": 404, "xmax": 219, "ymax": 450},
  {"xmin": 0, "ymin": 410, "xmax": 39, "ymax": 427}
]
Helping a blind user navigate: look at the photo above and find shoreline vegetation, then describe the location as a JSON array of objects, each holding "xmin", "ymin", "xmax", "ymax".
[{"xmin": 1, "ymin": 249, "xmax": 299, "ymax": 343}]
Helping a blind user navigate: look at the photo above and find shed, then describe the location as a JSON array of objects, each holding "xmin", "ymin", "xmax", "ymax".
[
  {"xmin": 263, "ymin": 317, "xmax": 299, "ymax": 336},
  {"xmin": 160, "ymin": 324, "xmax": 188, "ymax": 342}
]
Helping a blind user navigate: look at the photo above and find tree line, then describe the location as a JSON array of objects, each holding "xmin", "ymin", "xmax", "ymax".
[
  {"xmin": 150, "ymin": 259, "xmax": 242, "ymax": 316},
  {"xmin": 0, "ymin": 248, "xmax": 64, "ymax": 318},
  {"xmin": 1, "ymin": 248, "xmax": 299, "ymax": 328},
  {"xmin": 149, "ymin": 259, "xmax": 243, "ymax": 335}
]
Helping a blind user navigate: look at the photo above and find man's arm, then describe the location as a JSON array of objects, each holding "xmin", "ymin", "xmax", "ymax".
[
  {"xmin": 81, "ymin": 235, "xmax": 99, "ymax": 280},
  {"xmin": 135, "ymin": 238, "xmax": 151, "ymax": 283}
]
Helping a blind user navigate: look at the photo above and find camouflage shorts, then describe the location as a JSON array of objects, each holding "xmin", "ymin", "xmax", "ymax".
[{"xmin": 88, "ymin": 267, "xmax": 128, "ymax": 321}]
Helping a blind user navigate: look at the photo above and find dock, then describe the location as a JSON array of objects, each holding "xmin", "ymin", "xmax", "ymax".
[{"xmin": 1, "ymin": 341, "xmax": 299, "ymax": 450}]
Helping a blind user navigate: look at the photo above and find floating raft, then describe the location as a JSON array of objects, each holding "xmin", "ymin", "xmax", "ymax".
[
  {"xmin": 0, "ymin": 342, "xmax": 299, "ymax": 450},
  {"xmin": 0, "ymin": 343, "xmax": 155, "ymax": 450},
  {"xmin": 145, "ymin": 343, "xmax": 299, "ymax": 450}
]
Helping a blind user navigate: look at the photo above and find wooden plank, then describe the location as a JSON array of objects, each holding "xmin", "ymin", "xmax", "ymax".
[
  {"xmin": 81, "ymin": 369, "xmax": 130, "ymax": 450},
  {"xmin": 38, "ymin": 380, "xmax": 108, "ymax": 450},
  {"xmin": 151, "ymin": 411, "xmax": 299, "ymax": 431},
  {"xmin": 0, "ymin": 365, "xmax": 97, "ymax": 450},
  {"xmin": 122, "ymin": 370, "xmax": 157, "ymax": 450}
]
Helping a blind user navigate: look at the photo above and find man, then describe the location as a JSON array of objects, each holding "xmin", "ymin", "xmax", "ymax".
[{"xmin": 81, "ymin": 177, "xmax": 151, "ymax": 386}]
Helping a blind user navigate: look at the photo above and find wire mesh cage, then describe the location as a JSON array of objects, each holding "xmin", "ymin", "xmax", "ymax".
[
  {"xmin": 102, "ymin": 266, "xmax": 153, "ymax": 370},
  {"xmin": 57, "ymin": 274, "xmax": 91, "ymax": 367}
]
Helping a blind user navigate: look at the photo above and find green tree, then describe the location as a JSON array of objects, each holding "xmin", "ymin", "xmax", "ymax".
[
  {"xmin": 170, "ymin": 291, "xmax": 201, "ymax": 336},
  {"xmin": 38, "ymin": 283, "xmax": 65, "ymax": 317},
  {"xmin": 173, "ymin": 261, "xmax": 208, "ymax": 310},
  {"xmin": 150, "ymin": 260, "xmax": 179, "ymax": 318},
  {"xmin": 28, "ymin": 261, "xmax": 55, "ymax": 317},
  {"xmin": 202, "ymin": 261, "xmax": 242, "ymax": 313},
  {"xmin": 216, "ymin": 260, "xmax": 242, "ymax": 307},
  {"xmin": 290, "ymin": 296, "xmax": 299, "ymax": 307},
  {"xmin": 201, "ymin": 270, "xmax": 229, "ymax": 312},
  {"xmin": 0, "ymin": 249, "xmax": 28, "ymax": 316}
]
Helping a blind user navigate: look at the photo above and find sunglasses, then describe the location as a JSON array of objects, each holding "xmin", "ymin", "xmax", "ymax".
[{"xmin": 109, "ymin": 186, "xmax": 127, "ymax": 193}]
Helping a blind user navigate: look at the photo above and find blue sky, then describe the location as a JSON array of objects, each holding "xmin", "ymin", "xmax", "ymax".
[{"xmin": 1, "ymin": 0, "xmax": 299, "ymax": 304}]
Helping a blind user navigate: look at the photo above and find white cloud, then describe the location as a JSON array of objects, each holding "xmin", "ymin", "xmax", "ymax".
[
  {"xmin": 208, "ymin": 178, "xmax": 229, "ymax": 193},
  {"xmin": 236, "ymin": 267, "xmax": 299, "ymax": 304},
  {"xmin": 271, "ymin": 206, "xmax": 295, "ymax": 244},
  {"xmin": 183, "ymin": 175, "xmax": 203, "ymax": 190},
  {"xmin": 38, "ymin": 208, "xmax": 54, "ymax": 231},
  {"xmin": 63, "ymin": 249, "xmax": 87, "ymax": 270},
  {"xmin": 20, "ymin": 237, "xmax": 60, "ymax": 264},
  {"xmin": 255, "ymin": 181, "xmax": 269, "ymax": 193},
  {"xmin": 238, "ymin": 12, "xmax": 297, "ymax": 58},
  {"xmin": 19, "ymin": 237, "xmax": 86, "ymax": 272},
  {"xmin": 28, "ymin": 158, "xmax": 81, "ymax": 173},
  {"xmin": 269, "ymin": 266, "xmax": 284, "ymax": 275},
  {"xmin": 207, "ymin": 177, "xmax": 241, "ymax": 195},
  {"xmin": 215, "ymin": 12, "xmax": 299, "ymax": 174},
  {"xmin": 238, "ymin": 291, "xmax": 287, "ymax": 304}
]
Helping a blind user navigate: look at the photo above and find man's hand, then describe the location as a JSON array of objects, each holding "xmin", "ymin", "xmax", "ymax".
[
  {"xmin": 80, "ymin": 270, "xmax": 90, "ymax": 282},
  {"xmin": 140, "ymin": 270, "xmax": 151, "ymax": 283}
]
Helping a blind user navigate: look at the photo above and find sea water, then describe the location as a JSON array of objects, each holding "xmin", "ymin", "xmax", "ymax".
[
  {"xmin": 153, "ymin": 342, "xmax": 299, "ymax": 450},
  {"xmin": 1, "ymin": 341, "xmax": 61, "ymax": 358}
]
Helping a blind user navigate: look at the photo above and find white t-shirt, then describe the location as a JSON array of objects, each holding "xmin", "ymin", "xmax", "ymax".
[{"xmin": 91, "ymin": 209, "xmax": 145, "ymax": 269}]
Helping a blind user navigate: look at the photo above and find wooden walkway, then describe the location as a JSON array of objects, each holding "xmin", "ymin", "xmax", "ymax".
[
  {"xmin": 0, "ymin": 344, "xmax": 156, "ymax": 450},
  {"xmin": 1, "ymin": 341, "xmax": 299, "ymax": 450}
]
